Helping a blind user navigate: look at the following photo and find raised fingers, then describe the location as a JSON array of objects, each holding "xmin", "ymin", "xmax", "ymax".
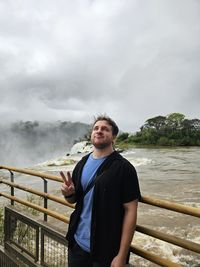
[
  {"xmin": 66, "ymin": 171, "xmax": 73, "ymax": 184},
  {"xmin": 60, "ymin": 171, "xmax": 73, "ymax": 187}
]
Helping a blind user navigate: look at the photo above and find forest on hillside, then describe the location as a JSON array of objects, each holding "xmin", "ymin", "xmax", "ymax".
[
  {"xmin": 116, "ymin": 113, "xmax": 200, "ymax": 147},
  {"xmin": 0, "ymin": 120, "xmax": 90, "ymax": 166}
]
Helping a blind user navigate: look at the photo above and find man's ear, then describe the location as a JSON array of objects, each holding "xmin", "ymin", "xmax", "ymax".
[{"xmin": 112, "ymin": 135, "xmax": 117, "ymax": 144}]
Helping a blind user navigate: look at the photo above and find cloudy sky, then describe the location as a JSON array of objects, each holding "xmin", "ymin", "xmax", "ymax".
[{"xmin": 0, "ymin": 0, "xmax": 200, "ymax": 132}]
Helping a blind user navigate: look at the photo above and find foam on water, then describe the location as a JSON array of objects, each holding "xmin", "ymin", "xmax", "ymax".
[
  {"xmin": 121, "ymin": 149, "xmax": 136, "ymax": 156},
  {"xmin": 36, "ymin": 145, "xmax": 152, "ymax": 168},
  {"xmin": 131, "ymin": 227, "xmax": 200, "ymax": 266},
  {"xmin": 37, "ymin": 155, "xmax": 152, "ymax": 169},
  {"xmin": 128, "ymin": 157, "xmax": 152, "ymax": 167},
  {"xmin": 37, "ymin": 156, "xmax": 77, "ymax": 167}
]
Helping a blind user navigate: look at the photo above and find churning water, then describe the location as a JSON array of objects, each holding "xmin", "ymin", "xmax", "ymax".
[
  {"xmin": 1, "ymin": 146, "xmax": 200, "ymax": 266},
  {"xmin": 126, "ymin": 147, "xmax": 200, "ymax": 266}
]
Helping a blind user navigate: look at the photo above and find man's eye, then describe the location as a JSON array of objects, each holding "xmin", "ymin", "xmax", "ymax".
[{"xmin": 103, "ymin": 127, "xmax": 109, "ymax": 131}]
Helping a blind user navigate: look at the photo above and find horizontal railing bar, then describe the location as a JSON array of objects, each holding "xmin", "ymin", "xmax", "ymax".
[
  {"xmin": 1, "ymin": 165, "xmax": 199, "ymax": 266},
  {"xmin": 0, "ymin": 165, "xmax": 62, "ymax": 182},
  {"xmin": 2, "ymin": 183, "xmax": 200, "ymax": 253},
  {"xmin": 2, "ymin": 182, "xmax": 199, "ymax": 254},
  {"xmin": 2, "ymin": 187, "xmax": 199, "ymax": 253},
  {"xmin": 141, "ymin": 196, "xmax": 200, "ymax": 218},
  {"xmin": 0, "ymin": 193, "xmax": 182, "ymax": 267},
  {"xmin": 1, "ymin": 180, "xmax": 75, "ymax": 209},
  {"xmin": 130, "ymin": 245, "xmax": 182, "ymax": 267},
  {"xmin": 4, "ymin": 242, "xmax": 42, "ymax": 267},
  {"xmin": 1, "ymin": 165, "xmax": 200, "ymax": 218},
  {"xmin": 0, "ymin": 192, "xmax": 70, "ymax": 223},
  {"xmin": 136, "ymin": 225, "xmax": 200, "ymax": 254}
]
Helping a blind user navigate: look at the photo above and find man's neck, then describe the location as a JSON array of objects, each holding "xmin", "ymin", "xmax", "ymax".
[{"xmin": 92, "ymin": 146, "xmax": 114, "ymax": 159}]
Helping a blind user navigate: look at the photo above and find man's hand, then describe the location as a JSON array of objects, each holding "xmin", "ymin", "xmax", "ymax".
[
  {"xmin": 110, "ymin": 254, "xmax": 125, "ymax": 267},
  {"xmin": 60, "ymin": 171, "xmax": 75, "ymax": 198}
]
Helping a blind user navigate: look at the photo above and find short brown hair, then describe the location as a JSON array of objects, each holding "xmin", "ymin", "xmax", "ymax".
[{"xmin": 92, "ymin": 115, "xmax": 119, "ymax": 136}]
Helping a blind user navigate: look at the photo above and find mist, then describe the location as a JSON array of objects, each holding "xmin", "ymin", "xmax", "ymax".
[
  {"xmin": 0, "ymin": 1, "xmax": 199, "ymax": 132},
  {"xmin": 0, "ymin": 121, "xmax": 90, "ymax": 167}
]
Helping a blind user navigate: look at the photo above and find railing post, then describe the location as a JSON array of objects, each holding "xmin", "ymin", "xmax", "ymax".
[
  {"xmin": 43, "ymin": 178, "xmax": 48, "ymax": 222},
  {"xmin": 126, "ymin": 250, "xmax": 130, "ymax": 265},
  {"xmin": 9, "ymin": 170, "xmax": 14, "ymax": 205}
]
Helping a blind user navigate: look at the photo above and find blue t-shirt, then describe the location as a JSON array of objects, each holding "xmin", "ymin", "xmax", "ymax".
[{"xmin": 74, "ymin": 153, "xmax": 107, "ymax": 252}]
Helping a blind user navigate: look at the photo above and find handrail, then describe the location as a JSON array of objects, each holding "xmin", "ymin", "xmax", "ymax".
[
  {"xmin": 1, "ymin": 165, "xmax": 200, "ymax": 266},
  {"xmin": 141, "ymin": 196, "xmax": 200, "ymax": 218},
  {"xmin": 0, "ymin": 192, "xmax": 70, "ymax": 223},
  {"xmin": 1, "ymin": 180, "xmax": 199, "ymax": 254},
  {"xmin": 0, "ymin": 193, "xmax": 182, "ymax": 267},
  {"xmin": 1, "ymin": 165, "xmax": 199, "ymax": 218},
  {"xmin": 0, "ymin": 180, "xmax": 75, "ymax": 209},
  {"xmin": 130, "ymin": 245, "xmax": 181, "ymax": 267},
  {"xmin": 0, "ymin": 165, "xmax": 65, "ymax": 222},
  {"xmin": 0, "ymin": 165, "xmax": 62, "ymax": 182},
  {"xmin": 136, "ymin": 225, "xmax": 200, "ymax": 254}
]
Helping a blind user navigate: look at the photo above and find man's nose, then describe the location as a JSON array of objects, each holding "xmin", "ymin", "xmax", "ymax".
[{"xmin": 97, "ymin": 128, "xmax": 103, "ymax": 133}]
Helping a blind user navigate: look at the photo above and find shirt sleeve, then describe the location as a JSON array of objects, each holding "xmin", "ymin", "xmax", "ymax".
[{"xmin": 121, "ymin": 160, "xmax": 141, "ymax": 203}]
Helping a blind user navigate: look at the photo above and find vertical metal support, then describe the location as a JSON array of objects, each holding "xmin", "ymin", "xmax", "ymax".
[
  {"xmin": 4, "ymin": 208, "xmax": 9, "ymax": 244},
  {"xmin": 126, "ymin": 249, "xmax": 130, "ymax": 265},
  {"xmin": 9, "ymin": 171, "xmax": 14, "ymax": 205},
  {"xmin": 35, "ymin": 224, "xmax": 40, "ymax": 262},
  {"xmin": 40, "ymin": 229, "xmax": 44, "ymax": 265},
  {"xmin": 43, "ymin": 178, "xmax": 48, "ymax": 222}
]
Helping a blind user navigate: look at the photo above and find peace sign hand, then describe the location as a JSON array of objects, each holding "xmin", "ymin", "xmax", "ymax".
[{"xmin": 60, "ymin": 171, "xmax": 75, "ymax": 198}]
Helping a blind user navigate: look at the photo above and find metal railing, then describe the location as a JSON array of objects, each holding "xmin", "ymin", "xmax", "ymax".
[
  {"xmin": 4, "ymin": 206, "xmax": 68, "ymax": 267},
  {"xmin": 0, "ymin": 165, "xmax": 200, "ymax": 266},
  {"xmin": 0, "ymin": 246, "xmax": 20, "ymax": 267}
]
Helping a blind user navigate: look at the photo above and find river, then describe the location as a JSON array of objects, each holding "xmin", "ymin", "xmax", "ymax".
[
  {"xmin": 124, "ymin": 147, "xmax": 200, "ymax": 266},
  {"xmin": 0, "ymin": 146, "xmax": 200, "ymax": 266}
]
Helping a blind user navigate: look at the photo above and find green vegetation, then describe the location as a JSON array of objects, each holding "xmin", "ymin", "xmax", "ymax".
[
  {"xmin": 0, "ymin": 194, "xmax": 42, "ymax": 245},
  {"xmin": 116, "ymin": 113, "xmax": 200, "ymax": 147},
  {"xmin": 20, "ymin": 193, "xmax": 42, "ymax": 216}
]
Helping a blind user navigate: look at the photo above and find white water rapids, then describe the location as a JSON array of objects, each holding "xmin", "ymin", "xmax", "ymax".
[{"xmin": 0, "ymin": 144, "xmax": 200, "ymax": 266}]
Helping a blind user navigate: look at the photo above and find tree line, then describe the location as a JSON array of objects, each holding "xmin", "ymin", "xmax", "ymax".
[
  {"xmin": 0, "ymin": 120, "xmax": 90, "ymax": 166},
  {"xmin": 116, "ymin": 113, "xmax": 200, "ymax": 147}
]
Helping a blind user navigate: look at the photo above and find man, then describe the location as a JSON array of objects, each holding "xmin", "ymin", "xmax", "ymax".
[{"xmin": 61, "ymin": 115, "xmax": 141, "ymax": 267}]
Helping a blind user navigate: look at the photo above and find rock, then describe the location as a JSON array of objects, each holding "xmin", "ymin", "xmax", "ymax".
[{"xmin": 70, "ymin": 141, "xmax": 93, "ymax": 154}]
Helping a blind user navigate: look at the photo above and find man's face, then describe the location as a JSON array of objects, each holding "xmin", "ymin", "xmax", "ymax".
[{"xmin": 91, "ymin": 120, "xmax": 116, "ymax": 149}]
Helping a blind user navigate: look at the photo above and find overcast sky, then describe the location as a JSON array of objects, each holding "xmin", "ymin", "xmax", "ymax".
[{"xmin": 0, "ymin": 0, "xmax": 199, "ymax": 132}]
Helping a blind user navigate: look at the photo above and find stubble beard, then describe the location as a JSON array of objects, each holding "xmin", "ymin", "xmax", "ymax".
[
  {"xmin": 93, "ymin": 142, "xmax": 112, "ymax": 149},
  {"xmin": 92, "ymin": 138, "xmax": 113, "ymax": 150}
]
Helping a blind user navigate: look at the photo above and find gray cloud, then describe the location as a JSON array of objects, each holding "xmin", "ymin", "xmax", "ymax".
[{"xmin": 0, "ymin": 0, "xmax": 199, "ymax": 131}]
